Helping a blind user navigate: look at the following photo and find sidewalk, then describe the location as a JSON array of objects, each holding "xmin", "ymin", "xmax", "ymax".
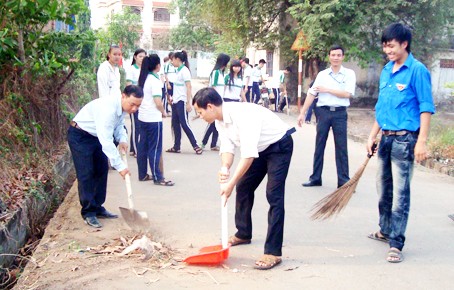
[{"xmin": 16, "ymin": 80, "xmax": 454, "ymax": 289}]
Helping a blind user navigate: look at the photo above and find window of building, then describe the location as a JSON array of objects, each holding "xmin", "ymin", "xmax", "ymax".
[
  {"xmin": 154, "ymin": 8, "xmax": 170, "ymax": 22},
  {"xmin": 266, "ymin": 51, "xmax": 273, "ymax": 76}
]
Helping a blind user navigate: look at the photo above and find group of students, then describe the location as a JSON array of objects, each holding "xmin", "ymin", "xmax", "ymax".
[{"xmin": 67, "ymin": 21, "xmax": 433, "ymax": 269}]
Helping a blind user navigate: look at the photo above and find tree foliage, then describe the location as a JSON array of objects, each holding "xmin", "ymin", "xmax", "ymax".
[
  {"xmin": 288, "ymin": 0, "xmax": 454, "ymax": 66},
  {"xmin": 102, "ymin": 6, "xmax": 141, "ymax": 59}
]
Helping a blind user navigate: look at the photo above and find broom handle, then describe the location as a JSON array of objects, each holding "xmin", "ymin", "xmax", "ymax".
[
  {"xmin": 220, "ymin": 167, "xmax": 229, "ymax": 249},
  {"xmin": 367, "ymin": 143, "xmax": 378, "ymax": 158}
]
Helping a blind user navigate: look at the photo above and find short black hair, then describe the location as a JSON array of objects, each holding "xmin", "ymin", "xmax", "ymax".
[
  {"xmin": 329, "ymin": 44, "xmax": 344, "ymax": 55},
  {"xmin": 259, "ymin": 59, "xmax": 266, "ymax": 64},
  {"xmin": 285, "ymin": 66, "xmax": 292, "ymax": 73},
  {"xmin": 123, "ymin": 85, "xmax": 144, "ymax": 98},
  {"xmin": 192, "ymin": 87, "xmax": 223, "ymax": 109},
  {"xmin": 381, "ymin": 22, "xmax": 412, "ymax": 53}
]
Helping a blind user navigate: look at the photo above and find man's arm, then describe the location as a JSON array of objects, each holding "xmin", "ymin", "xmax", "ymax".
[
  {"xmin": 313, "ymin": 86, "xmax": 352, "ymax": 98},
  {"xmin": 415, "ymin": 112, "xmax": 431, "ymax": 162},
  {"xmin": 297, "ymin": 93, "xmax": 316, "ymax": 127},
  {"xmin": 219, "ymin": 154, "xmax": 254, "ymax": 205}
]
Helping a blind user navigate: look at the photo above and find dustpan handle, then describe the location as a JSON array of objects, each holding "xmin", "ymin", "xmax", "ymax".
[
  {"xmin": 221, "ymin": 195, "xmax": 228, "ymax": 249},
  {"xmin": 121, "ymin": 151, "xmax": 135, "ymax": 209}
]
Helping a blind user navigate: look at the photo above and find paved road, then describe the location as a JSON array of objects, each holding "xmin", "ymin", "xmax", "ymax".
[
  {"xmin": 21, "ymin": 79, "xmax": 453, "ymax": 289},
  {"xmin": 99, "ymin": 79, "xmax": 454, "ymax": 289}
]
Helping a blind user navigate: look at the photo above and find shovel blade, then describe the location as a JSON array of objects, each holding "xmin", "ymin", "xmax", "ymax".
[{"xmin": 119, "ymin": 207, "xmax": 151, "ymax": 232}]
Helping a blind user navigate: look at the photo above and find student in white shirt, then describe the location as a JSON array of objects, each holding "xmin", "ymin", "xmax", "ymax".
[
  {"xmin": 97, "ymin": 45, "xmax": 122, "ymax": 99},
  {"xmin": 137, "ymin": 54, "xmax": 174, "ymax": 186},
  {"xmin": 241, "ymin": 58, "xmax": 252, "ymax": 102},
  {"xmin": 126, "ymin": 48, "xmax": 147, "ymax": 157},
  {"xmin": 164, "ymin": 52, "xmax": 176, "ymax": 103},
  {"xmin": 201, "ymin": 53, "xmax": 230, "ymax": 151},
  {"xmin": 68, "ymin": 85, "xmax": 143, "ymax": 228},
  {"xmin": 166, "ymin": 50, "xmax": 202, "ymax": 154},
  {"xmin": 224, "ymin": 59, "xmax": 246, "ymax": 102},
  {"xmin": 193, "ymin": 87, "xmax": 295, "ymax": 270},
  {"xmin": 250, "ymin": 59, "xmax": 266, "ymax": 104}
]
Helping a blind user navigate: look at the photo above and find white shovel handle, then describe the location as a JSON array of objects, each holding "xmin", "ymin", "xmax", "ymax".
[
  {"xmin": 121, "ymin": 152, "xmax": 135, "ymax": 209},
  {"xmin": 221, "ymin": 195, "xmax": 228, "ymax": 249}
]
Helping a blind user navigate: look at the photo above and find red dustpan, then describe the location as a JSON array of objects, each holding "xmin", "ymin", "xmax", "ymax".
[{"xmin": 184, "ymin": 196, "xmax": 230, "ymax": 265}]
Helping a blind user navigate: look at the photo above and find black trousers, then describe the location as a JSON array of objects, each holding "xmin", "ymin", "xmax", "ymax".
[
  {"xmin": 235, "ymin": 132, "xmax": 294, "ymax": 256},
  {"xmin": 310, "ymin": 106, "xmax": 349, "ymax": 187},
  {"xmin": 67, "ymin": 126, "xmax": 109, "ymax": 218},
  {"xmin": 202, "ymin": 123, "xmax": 218, "ymax": 148}
]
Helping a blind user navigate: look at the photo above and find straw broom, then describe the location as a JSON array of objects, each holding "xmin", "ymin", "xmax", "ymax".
[{"xmin": 311, "ymin": 143, "xmax": 377, "ymax": 220}]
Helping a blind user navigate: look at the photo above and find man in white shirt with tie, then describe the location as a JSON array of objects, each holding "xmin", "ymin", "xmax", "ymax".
[
  {"xmin": 67, "ymin": 85, "xmax": 143, "ymax": 228},
  {"xmin": 297, "ymin": 45, "xmax": 356, "ymax": 188}
]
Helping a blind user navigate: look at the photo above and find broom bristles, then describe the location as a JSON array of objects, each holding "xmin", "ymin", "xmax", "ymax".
[{"xmin": 310, "ymin": 157, "xmax": 371, "ymax": 220}]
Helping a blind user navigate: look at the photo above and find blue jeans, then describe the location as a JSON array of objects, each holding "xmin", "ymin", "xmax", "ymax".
[
  {"xmin": 170, "ymin": 101, "xmax": 198, "ymax": 150},
  {"xmin": 245, "ymin": 86, "xmax": 252, "ymax": 102},
  {"xmin": 376, "ymin": 132, "xmax": 417, "ymax": 251},
  {"xmin": 137, "ymin": 121, "xmax": 163, "ymax": 181},
  {"xmin": 67, "ymin": 126, "xmax": 108, "ymax": 218}
]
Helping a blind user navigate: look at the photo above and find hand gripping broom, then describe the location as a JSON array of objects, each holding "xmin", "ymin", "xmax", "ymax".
[{"xmin": 311, "ymin": 143, "xmax": 377, "ymax": 220}]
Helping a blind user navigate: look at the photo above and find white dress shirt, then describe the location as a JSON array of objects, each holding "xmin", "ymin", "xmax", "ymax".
[
  {"xmin": 73, "ymin": 96, "xmax": 128, "ymax": 171},
  {"xmin": 250, "ymin": 66, "xmax": 263, "ymax": 83},
  {"xmin": 216, "ymin": 102, "xmax": 290, "ymax": 158},
  {"xmin": 97, "ymin": 60, "xmax": 121, "ymax": 99},
  {"xmin": 308, "ymin": 66, "xmax": 356, "ymax": 107},
  {"xmin": 243, "ymin": 65, "xmax": 252, "ymax": 86}
]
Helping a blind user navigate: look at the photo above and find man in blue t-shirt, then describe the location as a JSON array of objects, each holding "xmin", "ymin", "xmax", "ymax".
[{"xmin": 366, "ymin": 23, "xmax": 435, "ymax": 263}]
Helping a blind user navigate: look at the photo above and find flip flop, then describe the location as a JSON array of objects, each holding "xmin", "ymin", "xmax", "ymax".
[
  {"xmin": 194, "ymin": 146, "xmax": 203, "ymax": 155},
  {"xmin": 166, "ymin": 147, "xmax": 181, "ymax": 153},
  {"xmin": 368, "ymin": 231, "xmax": 389, "ymax": 243},
  {"xmin": 154, "ymin": 179, "xmax": 175, "ymax": 186},
  {"xmin": 139, "ymin": 174, "xmax": 153, "ymax": 181},
  {"xmin": 387, "ymin": 249, "xmax": 404, "ymax": 263},
  {"xmin": 228, "ymin": 235, "xmax": 251, "ymax": 247},
  {"xmin": 254, "ymin": 254, "xmax": 282, "ymax": 270}
]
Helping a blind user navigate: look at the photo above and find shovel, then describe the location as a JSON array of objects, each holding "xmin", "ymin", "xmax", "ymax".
[
  {"xmin": 119, "ymin": 151, "xmax": 151, "ymax": 232},
  {"xmin": 183, "ymin": 194, "xmax": 230, "ymax": 265}
]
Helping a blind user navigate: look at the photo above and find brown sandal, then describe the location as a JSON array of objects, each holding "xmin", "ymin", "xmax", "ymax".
[
  {"xmin": 228, "ymin": 235, "xmax": 251, "ymax": 247},
  {"xmin": 254, "ymin": 254, "xmax": 282, "ymax": 270}
]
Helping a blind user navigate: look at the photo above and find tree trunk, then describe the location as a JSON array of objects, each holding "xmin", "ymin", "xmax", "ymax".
[{"xmin": 17, "ymin": 29, "xmax": 25, "ymax": 64}]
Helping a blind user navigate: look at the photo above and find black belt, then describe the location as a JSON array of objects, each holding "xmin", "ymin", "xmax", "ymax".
[
  {"xmin": 382, "ymin": 130, "xmax": 412, "ymax": 136},
  {"xmin": 318, "ymin": 106, "xmax": 347, "ymax": 112},
  {"xmin": 279, "ymin": 127, "xmax": 296, "ymax": 142}
]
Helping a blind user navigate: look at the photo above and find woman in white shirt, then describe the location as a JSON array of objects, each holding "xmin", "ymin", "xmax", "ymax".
[
  {"xmin": 166, "ymin": 50, "xmax": 202, "ymax": 154},
  {"xmin": 97, "ymin": 45, "xmax": 122, "ymax": 99},
  {"xmin": 137, "ymin": 54, "xmax": 174, "ymax": 186},
  {"xmin": 201, "ymin": 53, "xmax": 230, "ymax": 151},
  {"xmin": 126, "ymin": 48, "xmax": 147, "ymax": 157},
  {"xmin": 224, "ymin": 59, "xmax": 246, "ymax": 102}
]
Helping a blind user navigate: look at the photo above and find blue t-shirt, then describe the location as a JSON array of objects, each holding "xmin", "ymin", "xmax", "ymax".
[{"xmin": 375, "ymin": 53, "xmax": 435, "ymax": 131}]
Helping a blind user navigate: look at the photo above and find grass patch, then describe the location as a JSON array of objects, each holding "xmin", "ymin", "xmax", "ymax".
[{"xmin": 428, "ymin": 115, "xmax": 454, "ymax": 160}]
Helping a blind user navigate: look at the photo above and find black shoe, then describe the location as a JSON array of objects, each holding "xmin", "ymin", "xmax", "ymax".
[
  {"xmin": 97, "ymin": 210, "xmax": 118, "ymax": 219},
  {"xmin": 302, "ymin": 180, "xmax": 322, "ymax": 187},
  {"xmin": 84, "ymin": 216, "xmax": 102, "ymax": 228}
]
